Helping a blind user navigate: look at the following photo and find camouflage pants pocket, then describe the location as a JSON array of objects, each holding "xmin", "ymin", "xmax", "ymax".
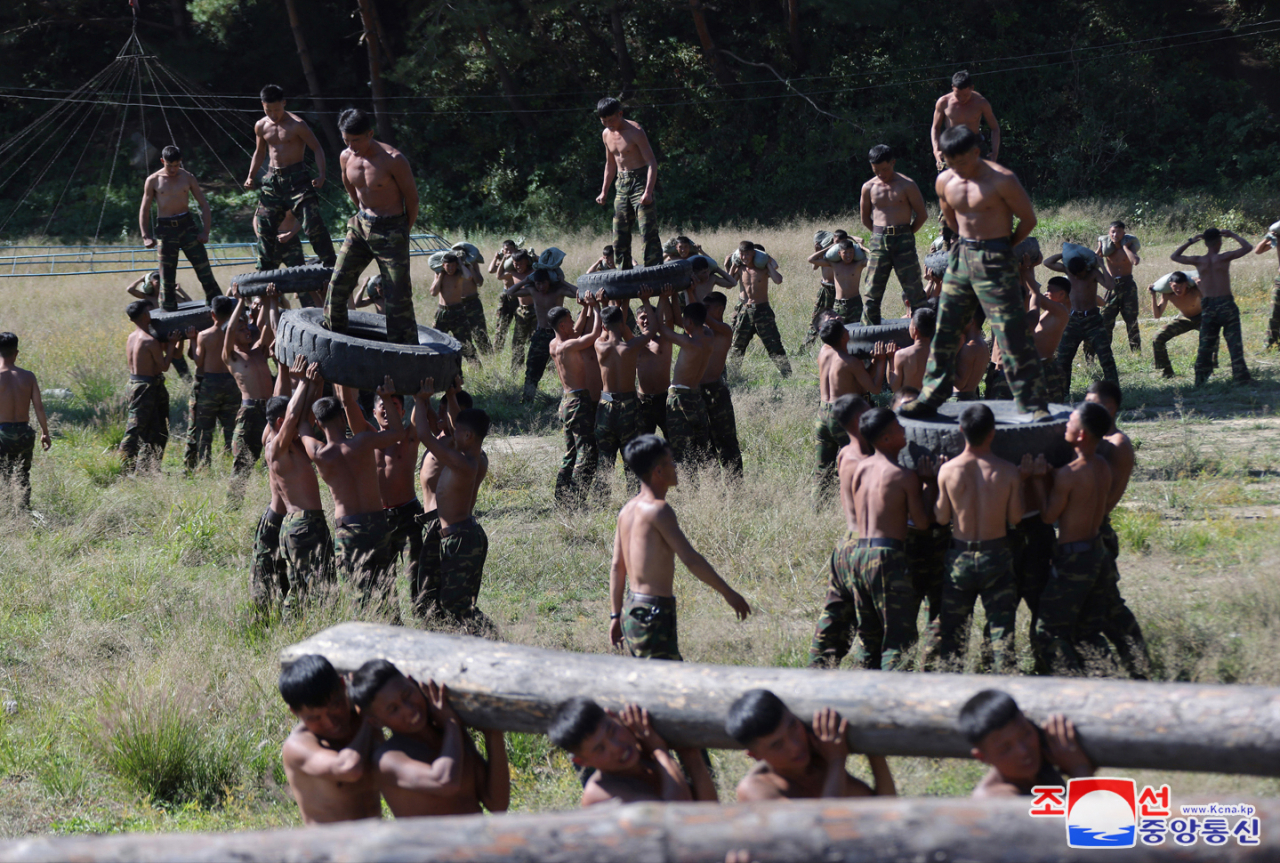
[{"xmin": 623, "ymin": 595, "xmax": 682, "ymax": 660}]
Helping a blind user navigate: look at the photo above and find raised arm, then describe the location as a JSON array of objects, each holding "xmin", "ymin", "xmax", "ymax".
[
  {"xmin": 1043, "ymin": 253, "xmax": 1066, "ymax": 273},
  {"xmin": 413, "ymin": 378, "xmax": 473, "ymax": 472},
  {"xmin": 337, "ymin": 383, "xmax": 374, "ymax": 435},
  {"xmin": 283, "ymin": 719, "xmax": 375, "ymax": 782},
  {"xmin": 126, "ymin": 276, "xmax": 148, "ymax": 299},
  {"xmin": 1223, "ymin": 230, "xmax": 1254, "ymax": 261},
  {"xmin": 1149, "ymin": 284, "xmax": 1166, "ymax": 318},
  {"xmin": 222, "ymin": 295, "xmax": 248, "ymax": 368},
  {"xmin": 277, "ymin": 357, "xmax": 316, "ymax": 447},
  {"xmin": 1170, "ymin": 235, "xmax": 1203, "ymax": 266}
]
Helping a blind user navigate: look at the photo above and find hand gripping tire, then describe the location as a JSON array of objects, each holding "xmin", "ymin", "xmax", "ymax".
[
  {"xmin": 275, "ymin": 308, "xmax": 463, "ymax": 395},
  {"xmin": 896, "ymin": 399, "xmax": 1075, "ymax": 471},
  {"xmin": 845, "ymin": 320, "xmax": 914, "ymax": 357},
  {"xmin": 149, "ymin": 301, "xmax": 212, "ymax": 340},
  {"xmin": 576, "ymin": 259, "xmax": 693, "ymax": 301},
  {"xmin": 231, "ymin": 264, "xmax": 334, "ymax": 298}
]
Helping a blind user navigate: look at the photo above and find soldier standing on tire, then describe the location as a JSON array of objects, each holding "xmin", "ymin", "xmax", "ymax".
[
  {"xmin": 860, "ymin": 145, "xmax": 929, "ymax": 325},
  {"xmin": 595, "ymin": 97, "xmax": 661, "ymax": 271},
  {"xmin": 138, "ymin": 146, "xmax": 224, "ymax": 312},
  {"xmin": 324, "ymin": 108, "xmax": 420, "ymax": 346},
  {"xmin": 245, "ymin": 86, "xmax": 337, "ymax": 273}
]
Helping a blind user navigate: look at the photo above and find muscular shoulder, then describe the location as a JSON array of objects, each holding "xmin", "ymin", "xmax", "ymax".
[
  {"xmin": 624, "ymin": 119, "xmax": 648, "ymax": 137},
  {"xmin": 736, "ymin": 764, "xmax": 784, "ymax": 802},
  {"xmin": 934, "ymin": 94, "xmax": 951, "ymax": 109},
  {"xmin": 282, "ymin": 725, "xmax": 319, "ymax": 765}
]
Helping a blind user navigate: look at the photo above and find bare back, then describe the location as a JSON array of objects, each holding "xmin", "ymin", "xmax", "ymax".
[
  {"xmin": 126, "ymin": 328, "xmax": 168, "ymax": 377},
  {"xmin": 669, "ymin": 327, "xmax": 713, "ymax": 389},
  {"xmin": 851, "ymin": 454, "xmax": 921, "ymax": 541},
  {"xmin": 0, "ymin": 367, "xmax": 37, "ymax": 424},
  {"xmin": 596, "ymin": 329, "xmax": 643, "ymax": 394},
  {"xmin": 266, "ymin": 428, "xmax": 324, "ymax": 513},
  {"xmin": 308, "ymin": 431, "xmax": 386, "ymax": 519},
  {"xmin": 890, "ymin": 341, "xmax": 928, "ymax": 393},
  {"xmin": 936, "ymin": 450, "xmax": 1022, "ymax": 542},
  {"xmin": 1050, "ymin": 455, "xmax": 1112, "ymax": 543},
  {"xmin": 195, "ymin": 325, "xmax": 230, "ymax": 375}
]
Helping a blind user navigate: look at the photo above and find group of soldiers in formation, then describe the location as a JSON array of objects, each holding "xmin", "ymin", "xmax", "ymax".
[{"xmin": 0, "ymin": 72, "xmax": 1277, "ymax": 826}]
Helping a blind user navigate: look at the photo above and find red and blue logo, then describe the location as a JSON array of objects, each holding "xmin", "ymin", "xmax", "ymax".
[{"xmin": 1066, "ymin": 778, "xmax": 1138, "ymax": 848}]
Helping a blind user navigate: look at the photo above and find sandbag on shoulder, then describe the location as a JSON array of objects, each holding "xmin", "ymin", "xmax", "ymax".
[
  {"xmin": 1061, "ymin": 242, "xmax": 1098, "ymax": 272},
  {"xmin": 501, "ymin": 248, "xmax": 537, "ymax": 274},
  {"xmin": 450, "ymin": 242, "xmax": 484, "ymax": 265},
  {"xmin": 1268, "ymin": 219, "xmax": 1280, "ymax": 242},
  {"xmin": 1152, "ymin": 271, "xmax": 1198, "ymax": 294},
  {"xmin": 823, "ymin": 242, "xmax": 867, "ymax": 263},
  {"xmin": 1097, "ymin": 234, "xmax": 1141, "ymax": 258},
  {"xmin": 814, "ymin": 230, "xmax": 836, "ymax": 250},
  {"xmin": 731, "ymin": 248, "xmax": 772, "ymax": 269}
]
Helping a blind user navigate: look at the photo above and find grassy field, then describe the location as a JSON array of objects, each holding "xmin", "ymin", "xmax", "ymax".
[{"xmin": 0, "ymin": 202, "xmax": 1278, "ymax": 836}]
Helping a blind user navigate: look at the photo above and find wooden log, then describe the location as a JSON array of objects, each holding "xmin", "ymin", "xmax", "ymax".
[
  {"xmin": 2, "ymin": 797, "xmax": 1273, "ymax": 862},
  {"xmin": 281, "ymin": 623, "xmax": 1280, "ymax": 777}
]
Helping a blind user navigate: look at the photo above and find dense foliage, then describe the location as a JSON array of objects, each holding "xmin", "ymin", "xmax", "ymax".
[{"xmin": 0, "ymin": 0, "xmax": 1278, "ymax": 239}]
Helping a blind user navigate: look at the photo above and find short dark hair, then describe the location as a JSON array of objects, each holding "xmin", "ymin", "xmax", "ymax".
[
  {"xmin": 1046, "ymin": 276, "xmax": 1070, "ymax": 294},
  {"xmin": 211, "ymin": 295, "xmax": 236, "ymax": 320},
  {"xmin": 676, "ymin": 235, "xmax": 693, "ymax": 246},
  {"xmin": 623, "ymin": 434, "xmax": 670, "ymax": 479},
  {"xmin": 278, "ymin": 654, "xmax": 343, "ymax": 711},
  {"xmin": 1109, "ymin": 220, "xmax": 1126, "ymax": 231},
  {"xmin": 0, "ymin": 332, "xmax": 17, "ymax": 357},
  {"xmin": 1066, "ymin": 256, "xmax": 1087, "ymax": 275},
  {"xmin": 737, "ymin": 240, "xmax": 755, "ymax": 257},
  {"xmin": 682, "ymin": 302, "xmax": 707, "ymax": 326},
  {"xmin": 265, "ymin": 395, "xmax": 289, "ymax": 423},
  {"xmin": 1168, "ymin": 271, "xmax": 1189, "ymax": 285},
  {"xmin": 512, "ymin": 250, "xmax": 532, "ymax": 266},
  {"xmin": 596, "ymin": 97, "xmax": 622, "ymax": 118},
  {"xmin": 952, "ymin": 70, "xmax": 973, "ymax": 89},
  {"xmin": 939, "ymin": 126, "xmax": 980, "ymax": 158},
  {"xmin": 547, "ymin": 306, "xmax": 572, "ymax": 329},
  {"xmin": 832, "ymin": 229, "xmax": 849, "ymax": 240},
  {"xmin": 531, "ymin": 268, "xmax": 552, "ymax": 284},
  {"xmin": 958, "ymin": 689, "xmax": 1021, "ymax": 746},
  {"xmin": 312, "ymin": 396, "xmax": 343, "ymax": 424},
  {"xmin": 832, "ymin": 393, "xmax": 867, "ymax": 429},
  {"xmin": 455, "ymin": 407, "xmax": 490, "ymax": 441},
  {"xmin": 837, "ymin": 239, "xmax": 854, "ymax": 251},
  {"xmin": 126, "ymin": 299, "xmax": 150, "ymax": 321},
  {"xmin": 601, "ymin": 305, "xmax": 623, "ymax": 327},
  {"xmin": 502, "ymin": 239, "xmax": 517, "ymax": 248},
  {"xmin": 455, "ymin": 390, "xmax": 474, "ymax": 410},
  {"xmin": 1087, "ymin": 379, "xmax": 1122, "ymax": 409},
  {"xmin": 868, "ymin": 144, "xmax": 894, "ymax": 164},
  {"xmin": 260, "ymin": 84, "xmax": 285, "ymax": 104},
  {"xmin": 441, "ymin": 253, "xmax": 460, "ymax": 265},
  {"xmin": 959, "ymin": 403, "xmax": 996, "ymax": 445},
  {"xmin": 860, "ymin": 407, "xmax": 897, "ymax": 447},
  {"xmin": 704, "ymin": 291, "xmax": 726, "ymax": 309},
  {"xmin": 602, "ymin": 245, "xmax": 614, "ymax": 255},
  {"xmin": 548, "ymin": 697, "xmax": 606, "ymax": 752},
  {"xmin": 1076, "ymin": 401, "xmax": 1112, "ymax": 441},
  {"xmin": 348, "ymin": 658, "xmax": 403, "ymax": 711},
  {"xmin": 338, "ymin": 107, "xmax": 374, "ymax": 136},
  {"xmin": 1203, "ymin": 228, "xmax": 1221, "ymax": 243},
  {"xmin": 161, "ymin": 145, "xmax": 181, "ymax": 162},
  {"xmin": 725, "ymin": 689, "xmax": 787, "ymax": 746},
  {"xmin": 819, "ymin": 319, "xmax": 845, "ymax": 347},
  {"xmin": 912, "ymin": 307, "xmax": 937, "ymax": 339}
]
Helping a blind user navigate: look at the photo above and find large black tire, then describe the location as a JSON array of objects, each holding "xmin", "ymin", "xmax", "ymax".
[
  {"xmin": 897, "ymin": 400, "xmax": 1075, "ymax": 470},
  {"xmin": 231, "ymin": 264, "xmax": 333, "ymax": 297},
  {"xmin": 924, "ymin": 250, "xmax": 948, "ymax": 276},
  {"xmin": 576, "ymin": 259, "xmax": 693, "ymax": 300},
  {"xmin": 845, "ymin": 320, "xmax": 913, "ymax": 356},
  {"xmin": 149, "ymin": 301, "xmax": 211, "ymax": 340},
  {"xmin": 275, "ymin": 308, "xmax": 463, "ymax": 395}
]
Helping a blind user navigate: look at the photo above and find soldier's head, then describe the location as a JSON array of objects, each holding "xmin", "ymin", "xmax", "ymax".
[
  {"xmin": 265, "ymin": 395, "xmax": 289, "ymax": 430},
  {"xmin": 441, "ymin": 253, "xmax": 460, "ymax": 275},
  {"xmin": 819, "ymin": 318, "xmax": 847, "ymax": 350},
  {"xmin": 597, "ymin": 96, "xmax": 623, "ymax": 130},
  {"xmin": 951, "ymin": 70, "xmax": 974, "ymax": 99},
  {"xmin": 675, "ymin": 236, "xmax": 695, "ymax": 258},
  {"xmin": 601, "ymin": 305, "xmax": 625, "ymax": 333},
  {"xmin": 959, "ymin": 403, "xmax": 996, "ymax": 448},
  {"xmin": 1203, "ymin": 228, "xmax": 1222, "ymax": 251},
  {"xmin": 0, "ymin": 332, "xmax": 17, "ymax": 360},
  {"xmin": 737, "ymin": 240, "xmax": 758, "ymax": 266},
  {"xmin": 349, "ymin": 659, "xmax": 428, "ymax": 735},
  {"xmin": 910, "ymin": 307, "xmax": 937, "ymax": 342},
  {"xmin": 126, "ymin": 300, "xmax": 151, "ymax": 327},
  {"xmin": 1085, "ymin": 380, "xmax": 1122, "ymax": 421},
  {"xmin": 511, "ymin": 250, "xmax": 532, "ymax": 274},
  {"xmin": 548, "ymin": 305, "xmax": 574, "ymax": 338},
  {"xmin": 548, "ymin": 697, "xmax": 640, "ymax": 774},
  {"xmin": 725, "ymin": 690, "xmax": 813, "ymax": 772},
  {"xmin": 453, "ymin": 408, "xmax": 490, "ymax": 450},
  {"xmin": 160, "ymin": 146, "xmax": 182, "ymax": 173},
  {"xmin": 837, "ymin": 238, "xmax": 859, "ymax": 264},
  {"xmin": 704, "ymin": 290, "xmax": 727, "ymax": 321},
  {"xmin": 1108, "ymin": 221, "xmax": 1126, "ymax": 245},
  {"xmin": 373, "ymin": 392, "xmax": 404, "ymax": 430},
  {"xmin": 868, "ymin": 144, "xmax": 896, "ymax": 180},
  {"xmin": 338, "ymin": 108, "xmax": 375, "ymax": 155},
  {"xmin": 833, "ymin": 394, "xmax": 871, "ymax": 451},
  {"xmin": 531, "ymin": 268, "xmax": 553, "ymax": 293},
  {"xmin": 147, "ymin": 271, "xmax": 161, "ymax": 292},
  {"xmin": 278, "ymin": 655, "xmax": 355, "ymax": 742},
  {"xmin": 939, "ymin": 126, "xmax": 981, "ymax": 174},
  {"xmin": 623, "ymin": 434, "xmax": 676, "ymax": 489},
  {"xmin": 816, "ymin": 309, "xmax": 841, "ymax": 331},
  {"xmin": 959, "ymin": 689, "xmax": 1044, "ymax": 783},
  {"xmin": 681, "ymin": 301, "xmax": 707, "ymax": 330},
  {"xmin": 1046, "ymin": 276, "xmax": 1070, "ymax": 303},
  {"xmin": 210, "ymin": 295, "xmax": 236, "ymax": 323},
  {"xmin": 859, "ymin": 407, "xmax": 904, "ymax": 455},
  {"xmin": 691, "ymin": 256, "xmax": 711, "ymax": 282},
  {"xmin": 1068, "ymin": 400, "xmax": 1112, "ymax": 448},
  {"xmin": 311, "ymin": 396, "xmax": 344, "ymax": 431},
  {"xmin": 601, "ymin": 244, "xmax": 614, "ymax": 262},
  {"xmin": 1168, "ymin": 270, "xmax": 1190, "ymax": 296},
  {"xmin": 501, "ymin": 239, "xmax": 518, "ymax": 254},
  {"xmin": 832, "ymin": 229, "xmax": 849, "ymax": 242},
  {"xmin": 260, "ymin": 84, "xmax": 286, "ymax": 120}
]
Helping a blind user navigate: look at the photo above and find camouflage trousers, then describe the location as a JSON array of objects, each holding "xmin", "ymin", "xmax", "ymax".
[
  {"xmin": 701, "ymin": 377, "xmax": 743, "ymax": 477},
  {"xmin": 1033, "ymin": 537, "xmax": 1112, "ymax": 676},
  {"xmin": 730, "ymin": 302, "xmax": 791, "ymax": 377},
  {"xmin": 281, "ymin": 509, "xmax": 334, "ymax": 599},
  {"xmin": 185, "ymin": 373, "xmax": 238, "ymax": 471},
  {"xmin": 983, "ymin": 362, "xmax": 1012, "ymax": 400},
  {"xmin": 413, "ymin": 510, "xmax": 442, "ymax": 621},
  {"xmin": 493, "ymin": 293, "xmax": 516, "ymax": 353},
  {"xmin": 665, "ymin": 386, "xmax": 711, "ymax": 466},
  {"xmin": 864, "ymin": 230, "xmax": 926, "ymax": 325},
  {"xmin": 802, "ymin": 281, "xmax": 836, "ymax": 349},
  {"xmin": 637, "ymin": 392, "xmax": 668, "ymax": 438},
  {"xmin": 920, "ymin": 242, "xmax": 1047, "ymax": 414},
  {"xmin": 556, "ymin": 390, "xmax": 598, "ymax": 506},
  {"xmin": 1041, "ymin": 357, "xmax": 1066, "ymax": 403},
  {"xmin": 809, "ymin": 539, "xmax": 916, "ymax": 671},
  {"xmin": 906, "ymin": 522, "xmax": 950, "ymax": 627},
  {"xmin": 423, "ymin": 517, "xmax": 491, "ymax": 632},
  {"xmin": 595, "ymin": 391, "xmax": 639, "ymax": 493},
  {"xmin": 254, "ymin": 164, "xmax": 337, "ymax": 269},
  {"xmin": 1055, "ymin": 310, "xmax": 1118, "ymax": 401},
  {"xmin": 524, "ymin": 327, "xmax": 555, "ymax": 398},
  {"xmin": 1008, "ymin": 514, "xmax": 1054, "ymax": 618},
  {"xmin": 813, "ymin": 401, "xmax": 849, "ymax": 493},
  {"xmin": 613, "ymin": 167, "xmax": 661, "ymax": 270},
  {"xmin": 1196, "ymin": 296, "xmax": 1250, "ymax": 385},
  {"xmin": 155, "ymin": 212, "xmax": 222, "ymax": 310},
  {"xmin": 249, "ymin": 508, "xmax": 287, "ymax": 612},
  {"xmin": 385, "ymin": 497, "xmax": 424, "ymax": 586},
  {"xmin": 325, "ymin": 212, "xmax": 417, "ymax": 345},
  {"xmin": 1102, "ymin": 274, "xmax": 1141, "ymax": 353},
  {"xmin": 833, "ymin": 295, "xmax": 863, "ymax": 326},
  {"xmin": 435, "ymin": 295, "xmax": 491, "ymax": 360},
  {"xmin": 1152, "ymin": 314, "xmax": 1203, "ymax": 376},
  {"xmin": 231, "ymin": 399, "xmax": 267, "ymax": 477},
  {"xmin": 335, "ymin": 512, "xmax": 397, "ymax": 611},
  {"xmin": 622, "ymin": 593, "xmax": 682, "ymax": 661},
  {"xmin": 924, "ymin": 544, "xmax": 1019, "ymax": 673},
  {"xmin": 0, "ymin": 421, "xmax": 36, "ymax": 509},
  {"xmin": 508, "ymin": 303, "xmax": 538, "ymax": 368},
  {"xmin": 1078, "ymin": 519, "xmax": 1151, "ymax": 678},
  {"xmin": 119, "ymin": 377, "xmax": 169, "ymax": 472},
  {"xmin": 1267, "ymin": 277, "xmax": 1280, "ymax": 349}
]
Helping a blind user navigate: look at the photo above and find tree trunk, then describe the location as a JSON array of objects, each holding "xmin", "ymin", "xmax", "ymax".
[
  {"xmin": 282, "ymin": 0, "xmax": 342, "ymax": 157},
  {"xmin": 281, "ymin": 623, "xmax": 1280, "ymax": 778},
  {"xmin": 786, "ymin": 0, "xmax": 805, "ymax": 71},
  {"xmin": 1, "ymin": 797, "xmax": 1271, "ymax": 862},
  {"xmin": 688, "ymin": 0, "xmax": 735, "ymax": 88},
  {"xmin": 475, "ymin": 25, "xmax": 536, "ymax": 133},
  {"xmin": 610, "ymin": 3, "xmax": 635, "ymax": 99},
  {"xmin": 356, "ymin": 0, "xmax": 395, "ymax": 142},
  {"xmin": 168, "ymin": 0, "xmax": 189, "ymax": 42}
]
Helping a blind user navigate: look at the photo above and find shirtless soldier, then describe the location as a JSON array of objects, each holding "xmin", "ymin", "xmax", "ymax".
[
  {"xmin": 814, "ymin": 320, "xmax": 891, "ymax": 493},
  {"xmin": 960, "ymin": 690, "xmax": 1095, "ymax": 798},
  {"xmin": 324, "ymin": 108, "xmax": 420, "ymax": 346},
  {"xmin": 899, "ymin": 127, "xmax": 1048, "ymax": 420},
  {"xmin": 636, "ymin": 295, "xmax": 675, "ymax": 438},
  {"xmin": 728, "ymin": 242, "xmax": 791, "ymax": 377},
  {"xmin": 860, "ymin": 145, "xmax": 928, "ymax": 324},
  {"xmin": 930, "ymin": 70, "xmax": 1000, "ymax": 169},
  {"xmin": 594, "ymin": 303, "xmax": 649, "ymax": 494},
  {"xmin": 596, "ymin": 97, "xmax": 661, "ymax": 269},
  {"xmin": 245, "ymin": 85, "xmax": 337, "ymax": 271},
  {"xmin": 550, "ymin": 297, "xmax": 602, "ymax": 506},
  {"xmin": 0, "ymin": 333, "xmax": 51, "ymax": 509},
  {"xmin": 727, "ymin": 690, "xmax": 894, "ymax": 801},
  {"xmin": 700, "ymin": 292, "xmax": 743, "ymax": 477},
  {"xmin": 222, "ymin": 288, "xmax": 278, "ymax": 505},
  {"xmin": 120, "ymin": 301, "xmax": 182, "ymax": 472},
  {"xmin": 279, "ymin": 654, "xmax": 381, "ymax": 824},
  {"xmin": 431, "ymin": 254, "xmax": 488, "ymax": 361},
  {"xmin": 1044, "ymin": 247, "xmax": 1117, "ymax": 399},
  {"xmin": 138, "ymin": 146, "xmax": 223, "ymax": 311},
  {"xmin": 889, "ymin": 307, "xmax": 935, "ymax": 394},
  {"xmin": 802, "ymin": 229, "xmax": 848, "ymax": 350},
  {"xmin": 184, "ymin": 296, "xmax": 239, "ymax": 472},
  {"xmin": 1150, "ymin": 272, "xmax": 1210, "ymax": 377},
  {"xmin": 806, "ymin": 240, "xmax": 867, "ymax": 325},
  {"xmin": 1171, "ymin": 228, "xmax": 1254, "ymax": 385},
  {"xmin": 611, "ymin": 434, "xmax": 751, "ymax": 660},
  {"xmin": 1096, "ymin": 220, "xmax": 1142, "ymax": 354},
  {"xmin": 641, "ymin": 290, "xmax": 715, "ymax": 466},
  {"xmin": 1256, "ymin": 225, "xmax": 1280, "ymax": 350},
  {"xmin": 351, "ymin": 660, "xmax": 508, "ymax": 818},
  {"xmin": 503, "ymin": 269, "xmax": 578, "ymax": 402}
]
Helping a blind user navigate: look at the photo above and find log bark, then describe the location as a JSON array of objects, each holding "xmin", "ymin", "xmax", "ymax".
[
  {"xmin": 355, "ymin": 0, "xmax": 395, "ymax": 142},
  {"xmin": 2, "ymin": 796, "xmax": 1273, "ymax": 862},
  {"xmin": 281, "ymin": 624, "xmax": 1280, "ymax": 777},
  {"xmin": 282, "ymin": 0, "xmax": 342, "ymax": 157}
]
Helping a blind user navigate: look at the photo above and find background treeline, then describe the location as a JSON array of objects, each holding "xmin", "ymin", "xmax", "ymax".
[{"xmin": 1, "ymin": 0, "xmax": 1278, "ymax": 240}]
